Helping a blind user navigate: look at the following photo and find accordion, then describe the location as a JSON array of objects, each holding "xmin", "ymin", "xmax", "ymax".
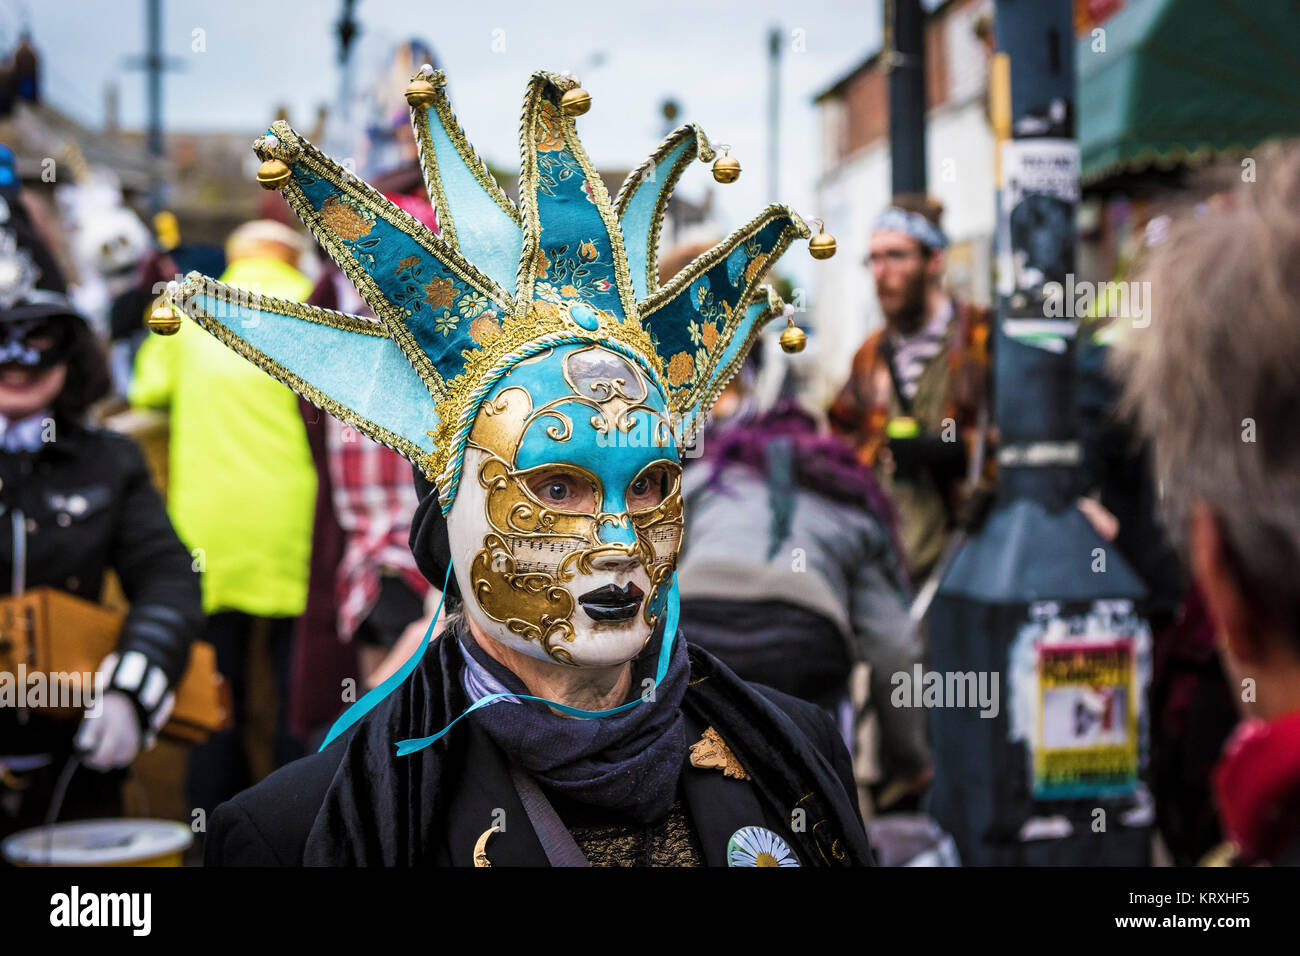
[{"xmin": 0, "ymin": 587, "xmax": 227, "ymax": 744}]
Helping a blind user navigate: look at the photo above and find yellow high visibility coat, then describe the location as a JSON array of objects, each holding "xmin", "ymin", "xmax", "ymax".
[{"xmin": 130, "ymin": 256, "xmax": 317, "ymax": 617}]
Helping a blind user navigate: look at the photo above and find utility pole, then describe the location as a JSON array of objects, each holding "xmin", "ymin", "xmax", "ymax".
[
  {"xmin": 766, "ymin": 26, "xmax": 781, "ymax": 203},
  {"xmin": 926, "ymin": 0, "xmax": 1151, "ymax": 866},
  {"xmin": 124, "ymin": 0, "xmax": 182, "ymax": 213},
  {"xmin": 659, "ymin": 98, "xmax": 681, "ymax": 242},
  {"xmin": 887, "ymin": 0, "xmax": 926, "ymax": 195},
  {"xmin": 331, "ymin": 0, "xmax": 360, "ymax": 154}
]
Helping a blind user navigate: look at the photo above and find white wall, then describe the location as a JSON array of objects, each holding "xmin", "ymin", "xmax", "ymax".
[{"xmin": 808, "ymin": 95, "xmax": 995, "ymax": 409}]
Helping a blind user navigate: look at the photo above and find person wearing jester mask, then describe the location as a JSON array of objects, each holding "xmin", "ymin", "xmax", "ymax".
[{"xmin": 172, "ymin": 68, "xmax": 872, "ymax": 866}]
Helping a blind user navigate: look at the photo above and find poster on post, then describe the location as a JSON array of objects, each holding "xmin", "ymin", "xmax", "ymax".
[
  {"xmin": 996, "ymin": 138, "xmax": 1081, "ymax": 352},
  {"xmin": 1033, "ymin": 638, "xmax": 1139, "ymax": 800}
]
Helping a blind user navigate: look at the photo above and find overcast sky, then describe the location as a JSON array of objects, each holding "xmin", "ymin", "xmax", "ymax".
[{"xmin": 14, "ymin": 1, "xmax": 883, "ymax": 276}]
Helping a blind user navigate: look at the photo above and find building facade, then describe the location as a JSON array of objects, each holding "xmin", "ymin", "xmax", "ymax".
[{"xmin": 809, "ymin": 0, "xmax": 996, "ymax": 407}]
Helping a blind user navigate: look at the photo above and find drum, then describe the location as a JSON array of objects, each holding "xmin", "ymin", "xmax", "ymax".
[{"xmin": 2, "ymin": 818, "xmax": 192, "ymax": 867}]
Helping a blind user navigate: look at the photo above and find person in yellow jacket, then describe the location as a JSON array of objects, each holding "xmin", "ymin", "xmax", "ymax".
[{"xmin": 130, "ymin": 219, "xmax": 318, "ymax": 818}]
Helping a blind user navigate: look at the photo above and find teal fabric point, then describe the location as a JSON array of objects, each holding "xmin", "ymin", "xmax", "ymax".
[
  {"xmin": 567, "ymin": 302, "xmax": 600, "ymax": 331},
  {"xmin": 169, "ymin": 76, "xmax": 808, "ymax": 525}
]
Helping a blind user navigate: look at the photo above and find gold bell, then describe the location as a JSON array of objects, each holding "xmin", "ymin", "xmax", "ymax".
[
  {"xmin": 405, "ymin": 76, "xmax": 438, "ymax": 108},
  {"xmin": 147, "ymin": 300, "xmax": 181, "ymax": 336},
  {"xmin": 256, "ymin": 157, "xmax": 292, "ymax": 191},
  {"xmin": 712, "ymin": 153, "xmax": 741, "ymax": 184},
  {"xmin": 779, "ymin": 319, "xmax": 806, "ymax": 354},
  {"xmin": 560, "ymin": 87, "xmax": 591, "ymax": 117},
  {"xmin": 808, "ymin": 220, "xmax": 837, "ymax": 260}
]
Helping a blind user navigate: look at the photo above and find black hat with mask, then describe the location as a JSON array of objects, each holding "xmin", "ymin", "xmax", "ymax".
[{"xmin": 0, "ymin": 223, "xmax": 84, "ymax": 369}]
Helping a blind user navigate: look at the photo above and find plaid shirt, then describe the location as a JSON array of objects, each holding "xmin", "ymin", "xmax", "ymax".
[
  {"xmin": 313, "ymin": 190, "xmax": 441, "ymax": 642},
  {"xmin": 828, "ymin": 297, "xmax": 992, "ymax": 470},
  {"xmin": 326, "ymin": 414, "xmax": 430, "ymax": 641}
]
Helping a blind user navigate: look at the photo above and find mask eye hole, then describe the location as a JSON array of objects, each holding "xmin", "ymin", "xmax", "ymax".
[
  {"xmin": 627, "ymin": 464, "xmax": 675, "ymax": 512},
  {"xmin": 21, "ymin": 319, "xmax": 62, "ymax": 353},
  {"xmin": 525, "ymin": 467, "xmax": 598, "ymax": 514}
]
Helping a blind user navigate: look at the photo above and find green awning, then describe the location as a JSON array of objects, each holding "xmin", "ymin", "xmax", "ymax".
[{"xmin": 1079, "ymin": 0, "xmax": 1300, "ymax": 184}]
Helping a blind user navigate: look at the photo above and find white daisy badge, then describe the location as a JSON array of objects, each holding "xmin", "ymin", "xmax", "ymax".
[{"xmin": 727, "ymin": 826, "xmax": 800, "ymax": 867}]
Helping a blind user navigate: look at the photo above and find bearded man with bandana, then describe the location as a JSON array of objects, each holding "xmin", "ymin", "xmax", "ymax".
[
  {"xmin": 166, "ymin": 68, "xmax": 873, "ymax": 867},
  {"xmin": 828, "ymin": 195, "xmax": 994, "ymax": 586}
]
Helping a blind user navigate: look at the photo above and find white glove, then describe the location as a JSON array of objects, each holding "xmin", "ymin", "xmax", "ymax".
[
  {"xmin": 73, "ymin": 651, "xmax": 176, "ymax": 772},
  {"xmin": 74, "ymin": 690, "xmax": 142, "ymax": 771}
]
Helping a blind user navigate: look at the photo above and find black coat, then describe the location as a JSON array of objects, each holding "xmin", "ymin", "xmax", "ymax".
[
  {"xmin": 207, "ymin": 631, "xmax": 875, "ymax": 867},
  {"xmin": 0, "ymin": 421, "xmax": 202, "ymax": 705}
]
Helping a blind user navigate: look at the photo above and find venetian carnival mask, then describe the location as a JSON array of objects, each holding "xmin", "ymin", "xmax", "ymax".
[
  {"xmin": 448, "ymin": 342, "xmax": 683, "ymax": 666},
  {"xmin": 155, "ymin": 67, "xmax": 829, "ymax": 739}
]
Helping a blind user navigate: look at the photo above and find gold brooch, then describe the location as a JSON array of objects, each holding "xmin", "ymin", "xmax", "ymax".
[{"xmin": 689, "ymin": 726, "xmax": 749, "ymax": 780}]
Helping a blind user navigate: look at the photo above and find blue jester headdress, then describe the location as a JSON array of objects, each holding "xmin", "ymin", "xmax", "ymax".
[{"xmin": 162, "ymin": 68, "xmax": 817, "ymax": 512}]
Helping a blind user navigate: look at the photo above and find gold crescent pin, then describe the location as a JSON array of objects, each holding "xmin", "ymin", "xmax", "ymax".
[
  {"xmin": 0, "ymin": 767, "xmax": 31, "ymax": 790},
  {"xmin": 473, "ymin": 826, "xmax": 499, "ymax": 867}
]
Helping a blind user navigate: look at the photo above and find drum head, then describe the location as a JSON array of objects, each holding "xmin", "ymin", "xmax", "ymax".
[{"xmin": 2, "ymin": 818, "xmax": 192, "ymax": 866}]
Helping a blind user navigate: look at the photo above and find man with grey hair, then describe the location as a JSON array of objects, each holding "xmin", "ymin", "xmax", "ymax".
[{"xmin": 1115, "ymin": 143, "xmax": 1300, "ymax": 866}]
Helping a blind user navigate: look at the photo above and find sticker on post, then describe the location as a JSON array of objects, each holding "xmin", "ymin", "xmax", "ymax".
[{"xmin": 1032, "ymin": 638, "xmax": 1138, "ymax": 800}]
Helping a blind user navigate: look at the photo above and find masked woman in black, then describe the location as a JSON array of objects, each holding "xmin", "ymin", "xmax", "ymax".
[
  {"xmin": 167, "ymin": 68, "xmax": 875, "ymax": 866},
  {"xmin": 0, "ymin": 216, "xmax": 202, "ymax": 840}
]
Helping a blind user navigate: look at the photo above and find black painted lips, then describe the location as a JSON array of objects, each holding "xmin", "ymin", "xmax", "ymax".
[{"xmin": 578, "ymin": 581, "xmax": 645, "ymax": 622}]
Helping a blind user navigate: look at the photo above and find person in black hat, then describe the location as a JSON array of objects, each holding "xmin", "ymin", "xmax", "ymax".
[{"xmin": 0, "ymin": 212, "xmax": 202, "ymax": 840}]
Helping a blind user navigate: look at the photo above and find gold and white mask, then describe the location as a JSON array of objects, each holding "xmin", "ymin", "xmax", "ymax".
[{"xmin": 447, "ymin": 343, "xmax": 684, "ymax": 667}]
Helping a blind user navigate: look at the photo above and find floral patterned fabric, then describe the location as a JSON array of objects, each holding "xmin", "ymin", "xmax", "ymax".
[
  {"xmin": 294, "ymin": 168, "xmax": 493, "ymax": 383},
  {"xmin": 531, "ymin": 100, "xmax": 624, "ymax": 318},
  {"xmin": 641, "ymin": 217, "xmax": 788, "ymax": 400},
  {"xmin": 169, "ymin": 74, "xmax": 811, "ymax": 520}
]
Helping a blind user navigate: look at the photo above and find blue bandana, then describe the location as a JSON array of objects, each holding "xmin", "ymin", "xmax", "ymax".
[{"xmin": 873, "ymin": 206, "xmax": 949, "ymax": 250}]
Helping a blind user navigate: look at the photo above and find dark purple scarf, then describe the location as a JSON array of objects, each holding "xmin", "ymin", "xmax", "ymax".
[{"xmin": 455, "ymin": 616, "xmax": 689, "ymax": 825}]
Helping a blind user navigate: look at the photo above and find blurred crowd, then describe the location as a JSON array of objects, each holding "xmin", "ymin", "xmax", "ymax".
[{"xmin": 2, "ymin": 36, "xmax": 1300, "ymax": 869}]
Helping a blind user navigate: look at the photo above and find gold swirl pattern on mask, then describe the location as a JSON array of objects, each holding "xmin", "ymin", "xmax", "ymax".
[
  {"xmin": 523, "ymin": 391, "xmax": 672, "ymax": 449},
  {"xmin": 469, "ymin": 440, "xmax": 683, "ymax": 659},
  {"xmin": 471, "ymin": 387, "xmax": 533, "ymax": 463},
  {"xmin": 559, "ymin": 347, "xmax": 674, "ymax": 444},
  {"xmin": 537, "ymin": 408, "xmax": 573, "ymax": 442},
  {"xmin": 627, "ymin": 481, "xmax": 684, "ymax": 628},
  {"xmin": 642, "ymin": 549, "xmax": 679, "ymax": 629},
  {"xmin": 470, "ymin": 532, "xmax": 577, "ymax": 664},
  {"xmin": 579, "ymin": 376, "xmax": 643, "ymax": 403},
  {"xmin": 478, "ymin": 454, "xmax": 597, "ymax": 543}
]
